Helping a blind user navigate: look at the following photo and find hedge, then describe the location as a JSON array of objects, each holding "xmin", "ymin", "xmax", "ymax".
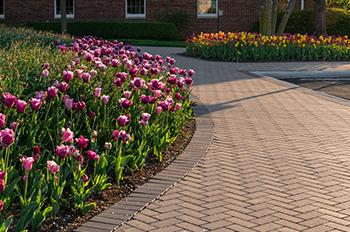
[{"xmin": 25, "ymin": 21, "xmax": 180, "ymax": 41}]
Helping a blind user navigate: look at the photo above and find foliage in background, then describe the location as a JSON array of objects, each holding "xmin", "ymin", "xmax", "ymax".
[
  {"xmin": 327, "ymin": 0, "xmax": 350, "ymax": 9},
  {"xmin": 155, "ymin": 10, "xmax": 190, "ymax": 38},
  {"xmin": 0, "ymin": 25, "xmax": 194, "ymax": 231},
  {"xmin": 25, "ymin": 21, "xmax": 180, "ymax": 41},
  {"xmin": 187, "ymin": 31, "xmax": 350, "ymax": 62},
  {"xmin": 284, "ymin": 8, "xmax": 350, "ymax": 35}
]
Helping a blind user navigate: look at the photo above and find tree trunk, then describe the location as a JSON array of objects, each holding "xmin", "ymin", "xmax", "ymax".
[
  {"xmin": 60, "ymin": 0, "xmax": 67, "ymax": 34},
  {"xmin": 314, "ymin": 0, "xmax": 327, "ymax": 35},
  {"xmin": 260, "ymin": 0, "xmax": 273, "ymax": 35},
  {"xmin": 271, "ymin": 0, "xmax": 279, "ymax": 34},
  {"xmin": 277, "ymin": 0, "xmax": 296, "ymax": 34}
]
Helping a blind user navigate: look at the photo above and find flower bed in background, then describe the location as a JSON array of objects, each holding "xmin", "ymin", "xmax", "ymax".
[
  {"xmin": 187, "ymin": 31, "xmax": 350, "ymax": 62},
  {"xmin": 0, "ymin": 26, "xmax": 194, "ymax": 231}
]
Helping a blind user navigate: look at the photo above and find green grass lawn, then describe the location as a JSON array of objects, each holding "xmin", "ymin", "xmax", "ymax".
[{"xmin": 119, "ymin": 39, "xmax": 186, "ymax": 47}]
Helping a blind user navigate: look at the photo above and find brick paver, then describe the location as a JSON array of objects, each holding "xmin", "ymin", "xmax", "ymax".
[{"xmin": 115, "ymin": 47, "xmax": 350, "ymax": 231}]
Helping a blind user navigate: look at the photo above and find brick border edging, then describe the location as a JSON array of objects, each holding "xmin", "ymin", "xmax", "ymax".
[{"xmin": 74, "ymin": 95, "xmax": 214, "ymax": 232}]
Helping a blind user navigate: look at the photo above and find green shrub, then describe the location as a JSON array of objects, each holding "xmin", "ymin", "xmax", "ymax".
[
  {"xmin": 25, "ymin": 21, "xmax": 180, "ymax": 41},
  {"xmin": 155, "ymin": 10, "xmax": 190, "ymax": 32},
  {"xmin": 327, "ymin": 0, "xmax": 350, "ymax": 10},
  {"xmin": 285, "ymin": 8, "xmax": 350, "ymax": 35}
]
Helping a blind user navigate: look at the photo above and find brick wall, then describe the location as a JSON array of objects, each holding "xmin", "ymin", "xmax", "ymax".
[{"xmin": 2, "ymin": 0, "xmax": 314, "ymax": 34}]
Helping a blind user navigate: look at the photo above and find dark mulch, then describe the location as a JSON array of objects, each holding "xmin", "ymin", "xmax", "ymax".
[{"xmin": 39, "ymin": 119, "xmax": 196, "ymax": 232}]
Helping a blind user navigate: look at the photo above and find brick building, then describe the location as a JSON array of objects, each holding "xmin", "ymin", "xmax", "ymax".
[{"xmin": 0, "ymin": 0, "xmax": 313, "ymax": 33}]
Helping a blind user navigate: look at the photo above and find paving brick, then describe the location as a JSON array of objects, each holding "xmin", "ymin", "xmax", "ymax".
[{"xmin": 76, "ymin": 49, "xmax": 350, "ymax": 232}]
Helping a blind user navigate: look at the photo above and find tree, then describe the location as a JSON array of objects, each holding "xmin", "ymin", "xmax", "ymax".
[
  {"xmin": 259, "ymin": 0, "xmax": 297, "ymax": 35},
  {"xmin": 314, "ymin": 0, "xmax": 327, "ymax": 35},
  {"xmin": 60, "ymin": 0, "xmax": 67, "ymax": 33}
]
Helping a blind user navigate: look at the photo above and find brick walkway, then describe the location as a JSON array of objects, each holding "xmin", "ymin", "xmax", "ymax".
[{"xmin": 117, "ymin": 48, "xmax": 350, "ymax": 232}]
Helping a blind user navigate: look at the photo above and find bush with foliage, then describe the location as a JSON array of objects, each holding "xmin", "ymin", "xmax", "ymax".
[
  {"xmin": 284, "ymin": 8, "xmax": 350, "ymax": 35},
  {"xmin": 327, "ymin": 0, "xmax": 350, "ymax": 10},
  {"xmin": 0, "ymin": 25, "xmax": 194, "ymax": 231},
  {"xmin": 25, "ymin": 21, "xmax": 180, "ymax": 41},
  {"xmin": 187, "ymin": 31, "xmax": 350, "ymax": 62}
]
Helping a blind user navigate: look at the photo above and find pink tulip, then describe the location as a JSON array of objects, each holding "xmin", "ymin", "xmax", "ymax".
[
  {"xmin": 156, "ymin": 106, "xmax": 163, "ymax": 115},
  {"xmin": 20, "ymin": 157, "xmax": 35, "ymax": 171},
  {"xmin": 47, "ymin": 160, "xmax": 60, "ymax": 175},
  {"xmin": 82, "ymin": 174, "xmax": 89, "ymax": 183},
  {"xmin": 0, "ymin": 179, "xmax": 5, "ymax": 193},
  {"xmin": 2, "ymin": 93, "xmax": 17, "ymax": 108},
  {"xmin": 102, "ymin": 95, "xmax": 110, "ymax": 104},
  {"xmin": 185, "ymin": 77, "xmax": 193, "ymax": 86},
  {"xmin": 117, "ymin": 115, "xmax": 129, "ymax": 127},
  {"xmin": 41, "ymin": 69, "xmax": 49, "ymax": 78},
  {"xmin": 64, "ymin": 96, "xmax": 74, "ymax": 110},
  {"xmin": 174, "ymin": 103, "xmax": 182, "ymax": 111},
  {"xmin": 76, "ymin": 135, "xmax": 89, "ymax": 149},
  {"xmin": 177, "ymin": 77, "xmax": 185, "ymax": 88},
  {"xmin": 123, "ymin": 91, "xmax": 131, "ymax": 99},
  {"xmin": 0, "ymin": 200, "xmax": 4, "ymax": 212},
  {"xmin": 61, "ymin": 128, "xmax": 74, "ymax": 143},
  {"xmin": 168, "ymin": 75, "xmax": 177, "ymax": 85},
  {"xmin": 154, "ymin": 90, "xmax": 162, "ymax": 98},
  {"xmin": 0, "ymin": 171, "xmax": 5, "ymax": 180},
  {"xmin": 141, "ymin": 113, "xmax": 151, "ymax": 122},
  {"xmin": 119, "ymin": 98, "xmax": 132, "ymax": 108},
  {"xmin": 16, "ymin": 100, "xmax": 27, "ymax": 113},
  {"xmin": 75, "ymin": 154, "xmax": 84, "ymax": 165},
  {"xmin": 58, "ymin": 82, "xmax": 69, "ymax": 92},
  {"xmin": 48, "ymin": 86, "xmax": 58, "ymax": 98},
  {"xmin": 188, "ymin": 69, "xmax": 195, "ymax": 77},
  {"xmin": 55, "ymin": 144, "xmax": 70, "ymax": 159},
  {"xmin": 43, "ymin": 62, "xmax": 50, "ymax": 69},
  {"xmin": 94, "ymin": 87, "xmax": 102, "ymax": 97},
  {"xmin": 0, "ymin": 128, "xmax": 15, "ymax": 147},
  {"xmin": 118, "ymin": 130, "xmax": 131, "ymax": 144},
  {"xmin": 10, "ymin": 122, "xmax": 18, "ymax": 130},
  {"xmin": 0, "ymin": 114, "xmax": 5, "ymax": 128},
  {"xmin": 82, "ymin": 72, "xmax": 91, "ymax": 83},
  {"xmin": 29, "ymin": 98, "xmax": 42, "ymax": 111},
  {"xmin": 86, "ymin": 150, "xmax": 100, "ymax": 161},
  {"xmin": 75, "ymin": 101, "xmax": 86, "ymax": 111},
  {"xmin": 63, "ymin": 70, "xmax": 74, "ymax": 81}
]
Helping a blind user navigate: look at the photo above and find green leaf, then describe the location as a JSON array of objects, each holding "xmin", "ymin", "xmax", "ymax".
[
  {"xmin": 81, "ymin": 202, "xmax": 96, "ymax": 214},
  {"xmin": 0, "ymin": 215, "xmax": 13, "ymax": 232}
]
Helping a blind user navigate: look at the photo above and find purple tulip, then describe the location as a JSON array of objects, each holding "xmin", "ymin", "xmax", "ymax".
[{"xmin": 2, "ymin": 93, "xmax": 17, "ymax": 108}]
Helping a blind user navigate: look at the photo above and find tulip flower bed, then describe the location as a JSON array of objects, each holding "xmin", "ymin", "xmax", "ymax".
[
  {"xmin": 187, "ymin": 31, "xmax": 350, "ymax": 62},
  {"xmin": 0, "ymin": 27, "xmax": 194, "ymax": 231}
]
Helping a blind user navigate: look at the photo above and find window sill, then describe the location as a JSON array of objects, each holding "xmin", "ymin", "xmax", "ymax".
[
  {"xmin": 54, "ymin": 15, "xmax": 75, "ymax": 19},
  {"xmin": 125, "ymin": 15, "xmax": 146, "ymax": 19},
  {"xmin": 197, "ymin": 14, "xmax": 218, "ymax": 19}
]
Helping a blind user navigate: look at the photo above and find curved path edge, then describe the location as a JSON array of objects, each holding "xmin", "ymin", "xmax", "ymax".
[{"xmin": 74, "ymin": 95, "xmax": 214, "ymax": 232}]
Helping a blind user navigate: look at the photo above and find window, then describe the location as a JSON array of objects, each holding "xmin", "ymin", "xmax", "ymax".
[
  {"xmin": 126, "ymin": 0, "xmax": 146, "ymax": 18},
  {"xmin": 54, "ymin": 0, "xmax": 74, "ymax": 19},
  {"xmin": 197, "ymin": 0, "xmax": 218, "ymax": 18},
  {"xmin": 0, "ymin": 0, "xmax": 4, "ymax": 19}
]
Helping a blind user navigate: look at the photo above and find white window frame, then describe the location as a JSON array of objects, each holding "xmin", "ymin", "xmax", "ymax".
[
  {"xmin": 197, "ymin": 0, "xmax": 218, "ymax": 19},
  {"xmin": 125, "ymin": 0, "xmax": 146, "ymax": 19},
  {"xmin": 54, "ymin": 0, "xmax": 75, "ymax": 19},
  {"xmin": 301, "ymin": 0, "xmax": 304, "ymax": 10},
  {"xmin": 0, "ymin": 0, "xmax": 4, "ymax": 19}
]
